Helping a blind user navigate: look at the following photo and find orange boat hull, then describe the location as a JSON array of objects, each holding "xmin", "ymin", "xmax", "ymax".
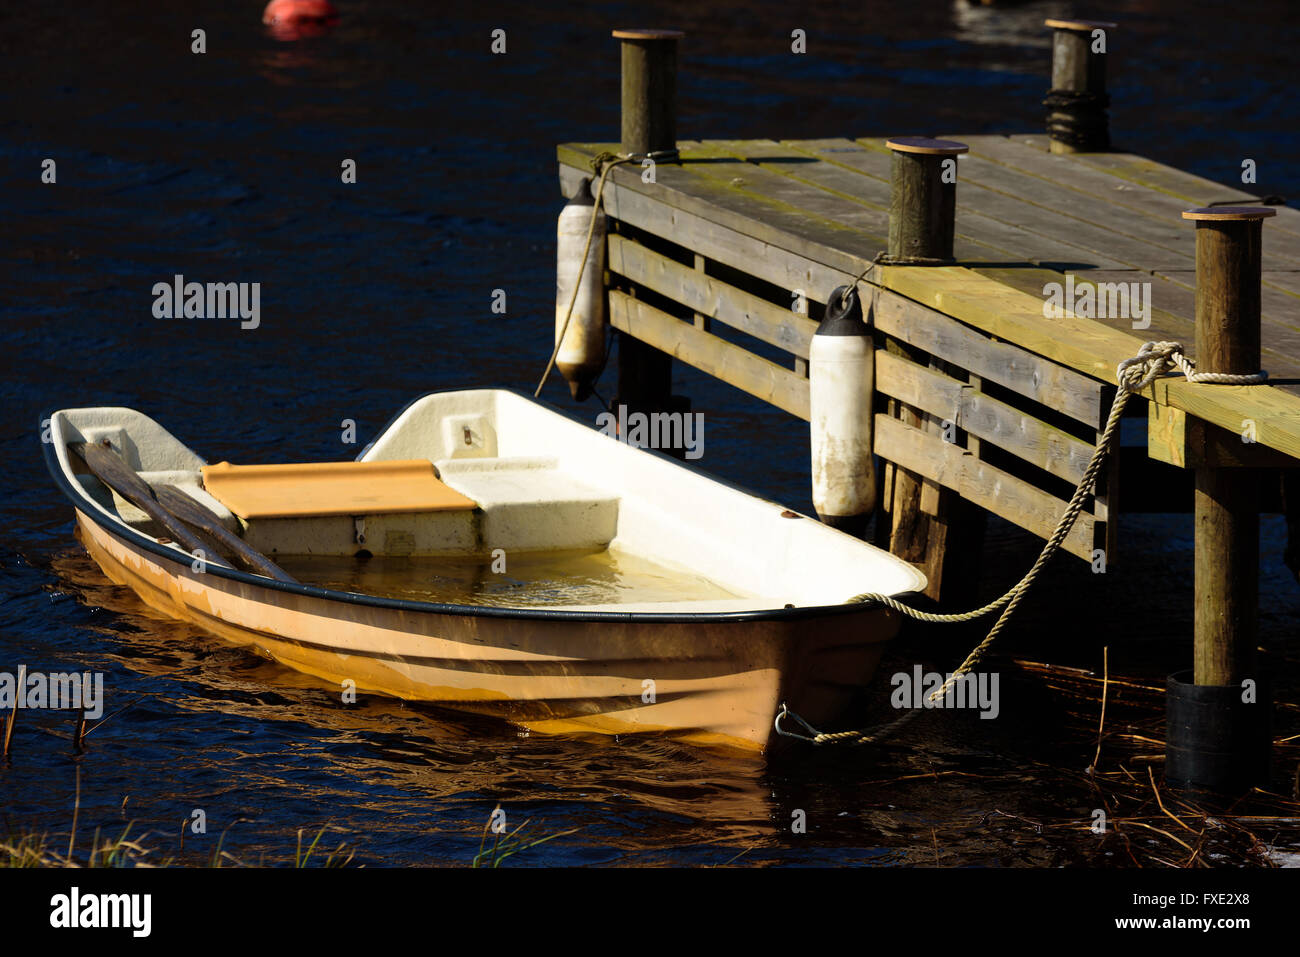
[{"xmin": 75, "ymin": 509, "xmax": 899, "ymax": 752}]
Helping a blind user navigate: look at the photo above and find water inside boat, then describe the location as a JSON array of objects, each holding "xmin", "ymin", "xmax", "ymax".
[{"xmin": 275, "ymin": 547, "xmax": 748, "ymax": 607}]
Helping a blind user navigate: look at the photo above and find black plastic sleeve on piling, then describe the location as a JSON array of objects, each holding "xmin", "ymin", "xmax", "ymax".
[
  {"xmin": 1043, "ymin": 90, "xmax": 1110, "ymax": 151},
  {"xmin": 1165, "ymin": 669, "xmax": 1272, "ymax": 794}
]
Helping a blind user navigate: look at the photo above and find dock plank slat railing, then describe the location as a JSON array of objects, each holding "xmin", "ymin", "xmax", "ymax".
[
  {"xmin": 874, "ymin": 414, "xmax": 1098, "ymax": 560},
  {"xmin": 868, "ymin": 282, "xmax": 1107, "ymax": 425},
  {"xmin": 607, "ymin": 290, "xmax": 812, "ymax": 420},
  {"xmin": 607, "ymin": 234, "xmax": 815, "ymax": 357},
  {"xmin": 874, "ymin": 349, "xmax": 1096, "ymax": 486}
]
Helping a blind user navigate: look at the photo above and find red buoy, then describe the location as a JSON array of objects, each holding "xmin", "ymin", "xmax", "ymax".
[{"xmin": 262, "ymin": 0, "xmax": 339, "ymax": 40}]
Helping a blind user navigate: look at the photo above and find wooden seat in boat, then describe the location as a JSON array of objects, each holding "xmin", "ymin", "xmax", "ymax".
[{"xmin": 200, "ymin": 460, "xmax": 478, "ymax": 520}]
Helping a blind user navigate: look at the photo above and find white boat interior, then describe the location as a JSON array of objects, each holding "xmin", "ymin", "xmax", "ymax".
[{"xmin": 50, "ymin": 389, "xmax": 927, "ymax": 613}]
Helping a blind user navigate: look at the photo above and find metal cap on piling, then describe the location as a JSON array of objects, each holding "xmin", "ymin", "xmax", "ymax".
[
  {"xmin": 885, "ymin": 137, "xmax": 967, "ymax": 264},
  {"xmin": 1044, "ymin": 18, "xmax": 1116, "ymax": 154},
  {"xmin": 1181, "ymin": 206, "xmax": 1278, "ymax": 222}
]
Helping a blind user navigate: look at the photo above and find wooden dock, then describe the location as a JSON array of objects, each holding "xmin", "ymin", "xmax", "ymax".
[
  {"xmin": 556, "ymin": 24, "xmax": 1298, "ymax": 789},
  {"xmin": 559, "ymin": 134, "xmax": 1300, "ymax": 565}
]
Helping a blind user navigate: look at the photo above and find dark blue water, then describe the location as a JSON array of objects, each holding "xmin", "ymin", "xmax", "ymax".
[{"xmin": 2, "ymin": 0, "xmax": 1298, "ymax": 866}]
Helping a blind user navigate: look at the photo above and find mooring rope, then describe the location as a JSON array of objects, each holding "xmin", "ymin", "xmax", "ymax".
[
  {"xmin": 534, "ymin": 149, "xmax": 678, "ymax": 399},
  {"xmin": 871, "ymin": 251, "xmax": 953, "ymax": 267},
  {"xmin": 834, "ymin": 252, "xmax": 949, "ymax": 315},
  {"xmin": 775, "ymin": 339, "xmax": 1267, "ymax": 746}
]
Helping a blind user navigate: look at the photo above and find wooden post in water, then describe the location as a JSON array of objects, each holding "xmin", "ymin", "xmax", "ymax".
[
  {"xmin": 880, "ymin": 137, "xmax": 985, "ymax": 604},
  {"xmin": 1185, "ymin": 207, "xmax": 1273, "ymax": 685},
  {"xmin": 885, "ymin": 137, "xmax": 967, "ymax": 263},
  {"xmin": 611, "ymin": 29, "xmax": 688, "ymax": 441},
  {"xmin": 1044, "ymin": 19, "xmax": 1116, "ymax": 154},
  {"xmin": 1166, "ymin": 205, "xmax": 1275, "ymax": 791}
]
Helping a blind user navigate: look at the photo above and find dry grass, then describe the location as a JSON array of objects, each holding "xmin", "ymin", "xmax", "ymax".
[
  {"xmin": 0, "ymin": 823, "xmax": 159, "ymax": 868},
  {"xmin": 988, "ymin": 657, "xmax": 1300, "ymax": 867}
]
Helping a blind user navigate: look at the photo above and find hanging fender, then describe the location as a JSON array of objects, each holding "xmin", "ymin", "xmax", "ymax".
[
  {"xmin": 809, "ymin": 284, "xmax": 876, "ymax": 537},
  {"xmin": 555, "ymin": 179, "xmax": 608, "ymax": 401}
]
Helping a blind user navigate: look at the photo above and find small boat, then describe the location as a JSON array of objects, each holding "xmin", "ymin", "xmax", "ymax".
[{"xmin": 43, "ymin": 389, "xmax": 925, "ymax": 751}]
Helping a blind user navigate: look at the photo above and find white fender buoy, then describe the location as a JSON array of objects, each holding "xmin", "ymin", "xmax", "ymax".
[
  {"xmin": 555, "ymin": 179, "xmax": 608, "ymax": 400},
  {"xmin": 810, "ymin": 284, "xmax": 876, "ymax": 537}
]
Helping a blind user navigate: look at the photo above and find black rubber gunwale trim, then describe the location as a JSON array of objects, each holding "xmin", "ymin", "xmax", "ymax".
[{"xmin": 41, "ymin": 389, "xmax": 916, "ymax": 624}]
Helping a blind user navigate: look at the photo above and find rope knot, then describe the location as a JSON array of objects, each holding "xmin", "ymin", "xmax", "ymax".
[
  {"xmin": 1116, "ymin": 340, "xmax": 1187, "ymax": 393},
  {"xmin": 588, "ymin": 150, "xmax": 624, "ymax": 174},
  {"xmin": 1115, "ymin": 340, "xmax": 1268, "ymax": 393}
]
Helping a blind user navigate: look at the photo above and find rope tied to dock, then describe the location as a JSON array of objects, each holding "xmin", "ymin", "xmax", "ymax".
[
  {"xmin": 871, "ymin": 250, "xmax": 953, "ymax": 267},
  {"xmin": 1116, "ymin": 339, "xmax": 1268, "ymax": 390},
  {"xmin": 775, "ymin": 339, "xmax": 1267, "ymax": 746}
]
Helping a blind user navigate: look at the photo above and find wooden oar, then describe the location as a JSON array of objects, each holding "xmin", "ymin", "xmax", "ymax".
[
  {"xmin": 72, "ymin": 440, "xmax": 233, "ymax": 568},
  {"xmin": 153, "ymin": 484, "xmax": 296, "ymax": 583},
  {"xmin": 72, "ymin": 440, "xmax": 296, "ymax": 583}
]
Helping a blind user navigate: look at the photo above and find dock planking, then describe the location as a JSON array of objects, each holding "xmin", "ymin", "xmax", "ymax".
[
  {"xmin": 559, "ymin": 136, "xmax": 1300, "ymax": 464},
  {"xmin": 694, "ymin": 138, "xmax": 1140, "ymax": 271},
  {"xmin": 794, "ymin": 137, "xmax": 1194, "ymax": 271}
]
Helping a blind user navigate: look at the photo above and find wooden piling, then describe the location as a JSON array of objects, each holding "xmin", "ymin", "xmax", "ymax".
[
  {"xmin": 612, "ymin": 29, "xmax": 687, "ymax": 438},
  {"xmin": 879, "ymin": 137, "xmax": 985, "ymax": 603},
  {"xmin": 885, "ymin": 138, "xmax": 967, "ymax": 263},
  {"xmin": 1044, "ymin": 19, "xmax": 1116, "ymax": 154},
  {"xmin": 1161, "ymin": 206, "xmax": 1276, "ymax": 792},
  {"xmin": 613, "ymin": 29, "xmax": 682, "ymax": 158},
  {"xmin": 1183, "ymin": 206, "xmax": 1274, "ymax": 688}
]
